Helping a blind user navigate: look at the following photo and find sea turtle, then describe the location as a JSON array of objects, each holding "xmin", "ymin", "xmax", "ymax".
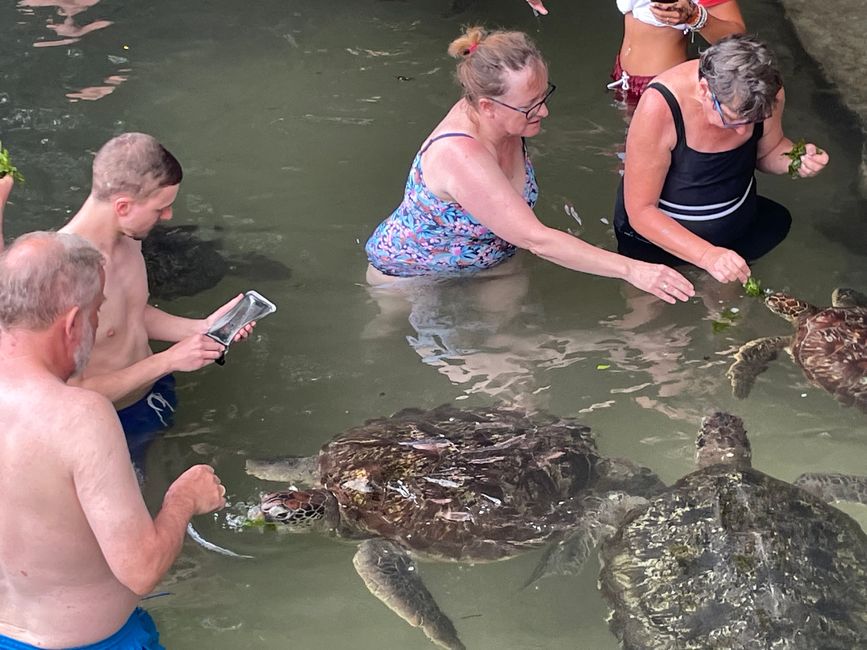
[
  {"xmin": 726, "ymin": 287, "xmax": 867, "ymax": 412},
  {"xmin": 244, "ymin": 404, "xmax": 663, "ymax": 650},
  {"xmin": 559, "ymin": 412, "xmax": 867, "ymax": 650},
  {"xmin": 142, "ymin": 224, "xmax": 291, "ymax": 300}
]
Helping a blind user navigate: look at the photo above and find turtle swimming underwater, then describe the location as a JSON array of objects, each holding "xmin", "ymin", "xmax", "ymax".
[
  {"xmin": 727, "ymin": 287, "xmax": 867, "ymax": 412},
  {"xmin": 244, "ymin": 404, "xmax": 662, "ymax": 650},
  {"xmin": 142, "ymin": 224, "xmax": 291, "ymax": 300},
  {"xmin": 568, "ymin": 412, "xmax": 867, "ymax": 650}
]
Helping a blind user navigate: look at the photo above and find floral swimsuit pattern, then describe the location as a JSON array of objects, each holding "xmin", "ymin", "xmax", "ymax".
[{"xmin": 365, "ymin": 132, "xmax": 539, "ymax": 277}]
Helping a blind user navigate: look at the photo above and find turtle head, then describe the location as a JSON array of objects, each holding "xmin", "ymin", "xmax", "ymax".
[
  {"xmin": 695, "ymin": 412, "xmax": 752, "ymax": 469},
  {"xmin": 764, "ymin": 292, "xmax": 814, "ymax": 321},
  {"xmin": 248, "ymin": 489, "xmax": 334, "ymax": 531},
  {"xmin": 831, "ymin": 287, "xmax": 867, "ymax": 308}
]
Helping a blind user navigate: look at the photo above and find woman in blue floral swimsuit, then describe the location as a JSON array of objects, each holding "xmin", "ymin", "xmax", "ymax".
[{"xmin": 365, "ymin": 26, "xmax": 694, "ymax": 304}]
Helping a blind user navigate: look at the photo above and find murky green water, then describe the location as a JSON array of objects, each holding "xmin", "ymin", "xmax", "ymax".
[{"xmin": 2, "ymin": 0, "xmax": 865, "ymax": 647}]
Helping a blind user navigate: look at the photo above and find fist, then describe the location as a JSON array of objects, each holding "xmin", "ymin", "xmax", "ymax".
[
  {"xmin": 171, "ymin": 464, "xmax": 226, "ymax": 515},
  {"xmin": 797, "ymin": 143, "xmax": 829, "ymax": 178}
]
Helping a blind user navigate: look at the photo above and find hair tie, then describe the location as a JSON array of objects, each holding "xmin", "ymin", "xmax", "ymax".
[{"xmin": 467, "ymin": 42, "xmax": 479, "ymax": 54}]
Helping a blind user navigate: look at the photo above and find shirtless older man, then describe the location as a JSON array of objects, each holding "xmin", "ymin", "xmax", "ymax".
[
  {"xmin": 0, "ymin": 134, "xmax": 251, "ymax": 456},
  {"xmin": 0, "ymin": 231, "xmax": 225, "ymax": 649}
]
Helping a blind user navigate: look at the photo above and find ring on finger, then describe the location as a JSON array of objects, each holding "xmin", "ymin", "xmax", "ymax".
[{"xmin": 661, "ymin": 281, "xmax": 668, "ymax": 290}]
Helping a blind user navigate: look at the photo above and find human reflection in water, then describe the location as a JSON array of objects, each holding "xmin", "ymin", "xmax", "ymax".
[
  {"xmin": 365, "ymin": 256, "xmax": 554, "ymax": 409},
  {"xmin": 19, "ymin": 0, "xmax": 112, "ymax": 46},
  {"xmin": 604, "ymin": 277, "xmax": 742, "ymax": 423},
  {"xmin": 18, "ymin": 0, "xmax": 128, "ymax": 102},
  {"xmin": 365, "ymin": 255, "xmax": 727, "ymax": 420}
]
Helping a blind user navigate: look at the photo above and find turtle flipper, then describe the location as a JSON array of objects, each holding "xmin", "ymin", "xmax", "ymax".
[
  {"xmin": 353, "ymin": 539, "xmax": 465, "ymax": 650},
  {"xmin": 523, "ymin": 492, "xmax": 648, "ymax": 588},
  {"xmin": 794, "ymin": 473, "xmax": 867, "ymax": 505},
  {"xmin": 831, "ymin": 287, "xmax": 867, "ymax": 308},
  {"xmin": 726, "ymin": 336, "xmax": 788, "ymax": 399}
]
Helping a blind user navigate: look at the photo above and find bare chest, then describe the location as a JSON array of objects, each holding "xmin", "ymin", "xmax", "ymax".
[{"xmin": 97, "ymin": 242, "xmax": 149, "ymax": 342}]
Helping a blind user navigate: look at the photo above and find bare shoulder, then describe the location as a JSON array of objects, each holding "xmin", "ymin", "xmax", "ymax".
[
  {"xmin": 61, "ymin": 385, "xmax": 122, "ymax": 435},
  {"xmin": 629, "ymin": 88, "xmax": 677, "ymax": 150}
]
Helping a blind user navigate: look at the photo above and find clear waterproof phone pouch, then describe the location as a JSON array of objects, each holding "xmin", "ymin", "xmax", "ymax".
[{"xmin": 206, "ymin": 290, "xmax": 276, "ymax": 364}]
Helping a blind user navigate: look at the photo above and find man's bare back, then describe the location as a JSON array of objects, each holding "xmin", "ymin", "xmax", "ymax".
[
  {"xmin": 0, "ymin": 232, "xmax": 226, "ymax": 647},
  {"xmin": 0, "ymin": 373, "xmax": 142, "ymax": 645}
]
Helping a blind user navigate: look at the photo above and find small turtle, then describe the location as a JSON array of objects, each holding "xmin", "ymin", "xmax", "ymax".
[
  {"xmin": 550, "ymin": 412, "xmax": 867, "ymax": 649},
  {"xmin": 142, "ymin": 224, "xmax": 291, "ymax": 300},
  {"xmin": 245, "ymin": 404, "xmax": 662, "ymax": 650},
  {"xmin": 727, "ymin": 288, "xmax": 867, "ymax": 412}
]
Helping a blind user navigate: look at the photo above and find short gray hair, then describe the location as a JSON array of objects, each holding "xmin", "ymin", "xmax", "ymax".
[
  {"xmin": 699, "ymin": 34, "xmax": 782, "ymax": 123},
  {"xmin": 0, "ymin": 231, "xmax": 104, "ymax": 331},
  {"xmin": 91, "ymin": 132, "xmax": 183, "ymax": 201}
]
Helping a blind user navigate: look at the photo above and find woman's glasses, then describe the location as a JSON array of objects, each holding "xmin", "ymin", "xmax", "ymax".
[
  {"xmin": 488, "ymin": 83, "xmax": 556, "ymax": 121},
  {"xmin": 710, "ymin": 90, "xmax": 755, "ymax": 128}
]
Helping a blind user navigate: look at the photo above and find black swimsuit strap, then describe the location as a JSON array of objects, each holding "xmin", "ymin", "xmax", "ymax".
[
  {"xmin": 647, "ymin": 82, "xmax": 686, "ymax": 150},
  {"xmin": 649, "ymin": 82, "xmax": 766, "ymax": 146},
  {"xmin": 419, "ymin": 132, "xmax": 474, "ymax": 155}
]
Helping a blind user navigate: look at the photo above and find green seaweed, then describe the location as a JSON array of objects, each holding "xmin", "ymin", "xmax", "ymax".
[
  {"xmin": 0, "ymin": 142, "xmax": 25, "ymax": 184},
  {"xmin": 712, "ymin": 307, "xmax": 741, "ymax": 334},
  {"xmin": 784, "ymin": 138, "xmax": 807, "ymax": 178},
  {"xmin": 743, "ymin": 276, "xmax": 763, "ymax": 297}
]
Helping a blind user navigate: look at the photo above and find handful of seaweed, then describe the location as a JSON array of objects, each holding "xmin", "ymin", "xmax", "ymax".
[
  {"xmin": 0, "ymin": 142, "xmax": 25, "ymax": 184},
  {"xmin": 784, "ymin": 139, "xmax": 824, "ymax": 179}
]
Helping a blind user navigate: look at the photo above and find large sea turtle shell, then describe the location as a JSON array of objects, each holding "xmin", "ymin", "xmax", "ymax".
[
  {"xmin": 143, "ymin": 224, "xmax": 291, "ymax": 300},
  {"xmin": 315, "ymin": 405, "xmax": 602, "ymax": 562},
  {"xmin": 728, "ymin": 288, "xmax": 867, "ymax": 412},
  {"xmin": 789, "ymin": 294, "xmax": 867, "ymax": 410},
  {"xmin": 599, "ymin": 464, "xmax": 867, "ymax": 649}
]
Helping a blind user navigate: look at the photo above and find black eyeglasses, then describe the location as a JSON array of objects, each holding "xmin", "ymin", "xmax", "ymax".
[{"xmin": 487, "ymin": 82, "xmax": 556, "ymax": 120}]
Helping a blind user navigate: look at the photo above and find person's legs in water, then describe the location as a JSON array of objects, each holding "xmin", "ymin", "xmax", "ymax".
[
  {"xmin": 116, "ymin": 375, "xmax": 177, "ymax": 476},
  {"xmin": 616, "ymin": 196, "xmax": 792, "ymax": 267},
  {"xmin": 728, "ymin": 196, "xmax": 792, "ymax": 262}
]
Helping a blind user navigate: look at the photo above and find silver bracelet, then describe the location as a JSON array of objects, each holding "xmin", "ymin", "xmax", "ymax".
[{"xmin": 687, "ymin": 4, "xmax": 709, "ymax": 32}]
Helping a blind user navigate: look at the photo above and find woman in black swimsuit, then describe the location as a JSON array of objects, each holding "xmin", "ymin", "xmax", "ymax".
[{"xmin": 614, "ymin": 34, "xmax": 829, "ymax": 283}]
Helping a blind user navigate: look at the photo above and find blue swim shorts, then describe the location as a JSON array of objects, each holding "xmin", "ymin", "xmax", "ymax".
[
  {"xmin": 0, "ymin": 608, "xmax": 164, "ymax": 649},
  {"xmin": 117, "ymin": 375, "xmax": 177, "ymax": 469}
]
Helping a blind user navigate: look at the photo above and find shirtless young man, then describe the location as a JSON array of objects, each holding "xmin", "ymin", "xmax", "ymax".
[
  {"xmin": 0, "ymin": 231, "xmax": 226, "ymax": 649},
  {"xmin": 0, "ymin": 134, "xmax": 251, "ymax": 454}
]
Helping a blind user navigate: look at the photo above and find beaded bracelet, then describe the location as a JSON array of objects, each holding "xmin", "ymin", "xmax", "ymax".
[{"xmin": 687, "ymin": 4, "xmax": 709, "ymax": 32}]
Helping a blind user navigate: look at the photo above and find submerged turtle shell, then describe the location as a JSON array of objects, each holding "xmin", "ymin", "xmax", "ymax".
[
  {"xmin": 791, "ymin": 304, "xmax": 867, "ymax": 412},
  {"xmin": 316, "ymin": 405, "xmax": 601, "ymax": 562},
  {"xmin": 143, "ymin": 224, "xmax": 291, "ymax": 300},
  {"xmin": 599, "ymin": 466, "xmax": 867, "ymax": 649}
]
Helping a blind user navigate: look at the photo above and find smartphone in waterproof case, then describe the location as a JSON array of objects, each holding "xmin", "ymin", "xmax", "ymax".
[{"xmin": 206, "ymin": 290, "xmax": 276, "ymax": 348}]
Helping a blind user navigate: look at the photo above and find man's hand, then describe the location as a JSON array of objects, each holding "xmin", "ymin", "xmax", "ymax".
[
  {"xmin": 526, "ymin": 0, "xmax": 548, "ymax": 14},
  {"xmin": 165, "ymin": 334, "xmax": 226, "ymax": 372},
  {"xmin": 698, "ymin": 246, "xmax": 750, "ymax": 283},
  {"xmin": 0, "ymin": 174, "xmax": 14, "ymax": 208},
  {"xmin": 203, "ymin": 293, "xmax": 256, "ymax": 343},
  {"xmin": 165, "ymin": 465, "xmax": 226, "ymax": 515},
  {"xmin": 796, "ymin": 143, "xmax": 829, "ymax": 178}
]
